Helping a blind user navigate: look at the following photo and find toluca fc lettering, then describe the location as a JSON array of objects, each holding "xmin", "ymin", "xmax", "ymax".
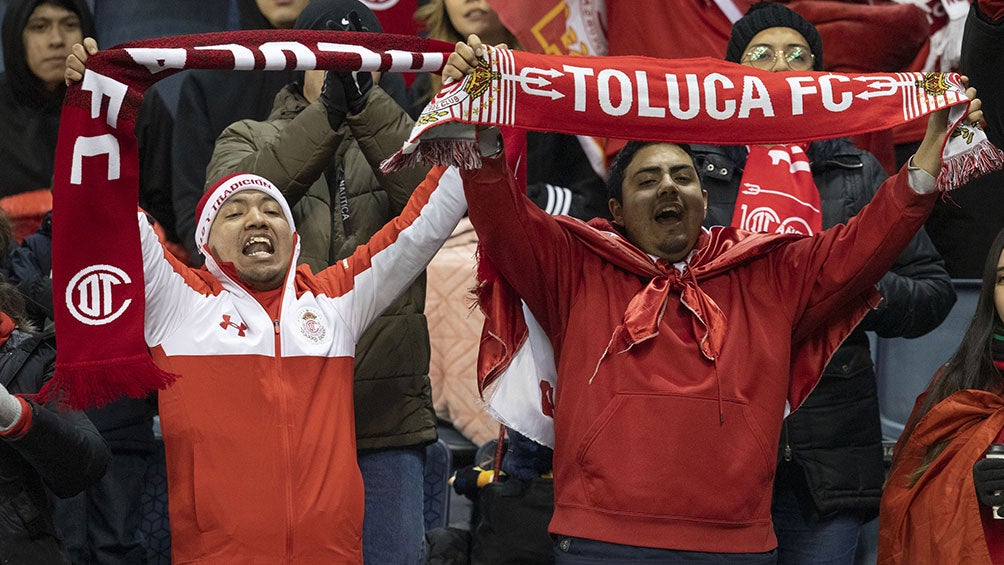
[
  {"xmin": 515, "ymin": 65, "xmax": 878, "ymax": 121},
  {"xmin": 70, "ymin": 70, "xmax": 129, "ymax": 185},
  {"xmin": 65, "ymin": 265, "xmax": 133, "ymax": 326}
]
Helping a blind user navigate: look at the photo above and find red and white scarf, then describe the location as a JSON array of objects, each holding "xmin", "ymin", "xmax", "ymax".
[
  {"xmin": 44, "ymin": 31, "xmax": 454, "ymax": 408},
  {"xmin": 733, "ymin": 144, "xmax": 822, "ymax": 235},
  {"xmin": 45, "ymin": 31, "xmax": 1002, "ymax": 410},
  {"xmin": 383, "ymin": 45, "xmax": 1003, "ymax": 194}
]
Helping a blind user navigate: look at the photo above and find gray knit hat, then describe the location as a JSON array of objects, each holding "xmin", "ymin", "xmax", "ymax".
[{"xmin": 725, "ymin": 2, "xmax": 823, "ymax": 70}]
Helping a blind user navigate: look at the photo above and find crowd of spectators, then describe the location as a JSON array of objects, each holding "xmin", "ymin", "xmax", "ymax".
[{"xmin": 0, "ymin": 0, "xmax": 1003, "ymax": 564}]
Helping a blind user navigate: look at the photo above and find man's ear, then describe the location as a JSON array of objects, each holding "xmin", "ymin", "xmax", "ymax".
[{"xmin": 608, "ymin": 198, "xmax": 623, "ymax": 226}]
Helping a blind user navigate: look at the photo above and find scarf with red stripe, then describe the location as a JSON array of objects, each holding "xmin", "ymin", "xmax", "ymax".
[
  {"xmin": 732, "ymin": 143, "xmax": 822, "ymax": 235},
  {"xmin": 44, "ymin": 30, "xmax": 455, "ymax": 408},
  {"xmin": 382, "ymin": 45, "xmax": 1002, "ymax": 192}
]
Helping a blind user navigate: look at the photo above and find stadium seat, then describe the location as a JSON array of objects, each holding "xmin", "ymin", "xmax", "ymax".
[
  {"xmin": 424, "ymin": 439, "xmax": 453, "ymax": 531},
  {"xmin": 874, "ymin": 279, "xmax": 982, "ymax": 441}
]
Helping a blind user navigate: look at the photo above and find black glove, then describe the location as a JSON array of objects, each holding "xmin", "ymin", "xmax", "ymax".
[
  {"xmin": 319, "ymin": 68, "xmax": 348, "ymax": 131},
  {"xmin": 318, "ymin": 11, "xmax": 373, "ymax": 126},
  {"xmin": 338, "ymin": 66, "xmax": 373, "ymax": 115},
  {"xmin": 973, "ymin": 456, "xmax": 1004, "ymax": 507}
]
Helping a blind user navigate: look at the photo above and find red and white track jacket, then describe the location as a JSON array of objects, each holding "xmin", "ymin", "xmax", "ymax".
[{"xmin": 139, "ymin": 166, "xmax": 464, "ymax": 564}]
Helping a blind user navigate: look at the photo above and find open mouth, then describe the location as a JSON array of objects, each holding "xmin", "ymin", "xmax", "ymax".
[
  {"xmin": 654, "ymin": 206, "xmax": 683, "ymax": 226},
  {"xmin": 242, "ymin": 235, "xmax": 274, "ymax": 257}
]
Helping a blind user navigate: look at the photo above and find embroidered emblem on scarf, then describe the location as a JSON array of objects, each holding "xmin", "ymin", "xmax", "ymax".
[{"xmin": 732, "ymin": 144, "xmax": 822, "ymax": 235}]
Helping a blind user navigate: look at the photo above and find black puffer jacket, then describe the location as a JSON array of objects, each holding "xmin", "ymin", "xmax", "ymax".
[
  {"xmin": 694, "ymin": 138, "xmax": 955, "ymax": 518},
  {"xmin": 0, "ymin": 330, "xmax": 109, "ymax": 564}
]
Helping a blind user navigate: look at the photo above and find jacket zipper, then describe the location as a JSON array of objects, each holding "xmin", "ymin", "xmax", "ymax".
[{"xmin": 274, "ymin": 316, "xmax": 295, "ymax": 561}]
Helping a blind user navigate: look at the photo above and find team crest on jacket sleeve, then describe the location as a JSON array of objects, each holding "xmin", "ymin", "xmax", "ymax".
[{"xmin": 296, "ymin": 307, "xmax": 330, "ymax": 344}]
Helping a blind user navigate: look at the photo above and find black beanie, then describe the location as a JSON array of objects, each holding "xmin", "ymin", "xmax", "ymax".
[
  {"xmin": 724, "ymin": 2, "xmax": 823, "ymax": 70},
  {"xmin": 294, "ymin": 0, "xmax": 382, "ymax": 32}
]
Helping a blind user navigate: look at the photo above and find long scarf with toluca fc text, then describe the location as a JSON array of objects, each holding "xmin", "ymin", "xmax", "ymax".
[
  {"xmin": 382, "ymin": 45, "xmax": 1003, "ymax": 192},
  {"xmin": 46, "ymin": 31, "xmax": 1002, "ymax": 410}
]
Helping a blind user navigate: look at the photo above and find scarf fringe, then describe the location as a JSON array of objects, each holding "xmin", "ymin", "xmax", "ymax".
[
  {"xmin": 37, "ymin": 357, "xmax": 179, "ymax": 410},
  {"xmin": 936, "ymin": 139, "xmax": 1004, "ymax": 192},
  {"xmin": 381, "ymin": 139, "xmax": 482, "ymax": 173}
]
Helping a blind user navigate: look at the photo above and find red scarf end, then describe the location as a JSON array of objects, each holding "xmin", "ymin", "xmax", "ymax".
[
  {"xmin": 936, "ymin": 138, "xmax": 1004, "ymax": 192},
  {"xmin": 37, "ymin": 356, "xmax": 179, "ymax": 410}
]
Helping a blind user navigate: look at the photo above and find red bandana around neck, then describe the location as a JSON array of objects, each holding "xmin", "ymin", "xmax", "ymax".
[
  {"xmin": 733, "ymin": 144, "xmax": 822, "ymax": 235},
  {"xmin": 44, "ymin": 30, "xmax": 455, "ymax": 409}
]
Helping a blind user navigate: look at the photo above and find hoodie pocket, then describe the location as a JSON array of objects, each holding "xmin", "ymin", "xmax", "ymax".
[
  {"xmin": 575, "ymin": 393, "xmax": 773, "ymax": 522},
  {"xmin": 191, "ymin": 446, "xmax": 232, "ymax": 537}
]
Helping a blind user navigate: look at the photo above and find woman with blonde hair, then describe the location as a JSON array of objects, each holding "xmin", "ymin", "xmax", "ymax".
[{"xmin": 410, "ymin": 0, "xmax": 518, "ymax": 113}]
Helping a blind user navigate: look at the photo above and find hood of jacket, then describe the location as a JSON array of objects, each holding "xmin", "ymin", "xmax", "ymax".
[{"xmin": 1, "ymin": 0, "xmax": 96, "ymax": 108}]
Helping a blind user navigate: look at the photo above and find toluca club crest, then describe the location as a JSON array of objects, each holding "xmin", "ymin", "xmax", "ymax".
[
  {"xmin": 297, "ymin": 307, "xmax": 329, "ymax": 344},
  {"xmin": 916, "ymin": 72, "xmax": 952, "ymax": 99},
  {"xmin": 463, "ymin": 58, "xmax": 500, "ymax": 100}
]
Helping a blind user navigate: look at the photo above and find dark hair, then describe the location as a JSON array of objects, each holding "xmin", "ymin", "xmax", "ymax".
[
  {"xmin": 606, "ymin": 141, "xmax": 695, "ymax": 202},
  {"xmin": 900, "ymin": 226, "xmax": 1004, "ymax": 481},
  {"xmin": 0, "ymin": 281, "xmax": 34, "ymax": 331},
  {"xmin": 724, "ymin": 1, "xmax": 824, "ymax": 71},
  {"xmin": 0, "ymin": 212, "xmax": 12, "ymax": 268}
]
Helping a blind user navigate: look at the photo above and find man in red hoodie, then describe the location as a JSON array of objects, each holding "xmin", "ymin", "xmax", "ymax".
[{"xmin": 445, "ymin": 35, "xmax": 983, "ymax": 563}]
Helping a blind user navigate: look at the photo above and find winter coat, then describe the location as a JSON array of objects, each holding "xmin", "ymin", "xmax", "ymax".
[
  {"xmin": 0, "ymin": 330, "xmax": 109, "ymax": 564},
  {"xmin": 461, "ymin": 154, "xmax": 936, "ymax": 553},
  {"xmin": 206, "ymin": 84, "xmax": 436, "ymax": 450},
  {"xmin": 693, "ymin": 138, "xmax": 955, "ymax": 519},
  {"xmin": 878, "ymin": 387, "xmax": 1004, "ymax": 565},
  {"xmin": 143, "ymin": 166, "xmax": 465, "ymax": 563},
  {"xmin": 0, "ymin": 0, "xmax": 97, "ymax": 197}
]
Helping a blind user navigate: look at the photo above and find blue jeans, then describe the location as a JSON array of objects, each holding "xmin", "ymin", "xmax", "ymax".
[
  {"xmin": 771, "ymin": 476, "xmax": 864, "ymax": 565},
  {"xmin": 358, "ymin": 446, "xmax": 427, "ymax": 565},
  {"xmin": 553, "ymin": 536, "xmax": 777, "ymax": 564}
]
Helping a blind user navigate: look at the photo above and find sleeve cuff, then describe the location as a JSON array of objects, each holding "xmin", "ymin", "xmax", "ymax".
[
  {"xmin": 906, "ymin": 157, "xmax": 937, "ymax": 194},
  {"xmin": 0, "ymin": 397, "xmax": 33, "ymax": 439}
]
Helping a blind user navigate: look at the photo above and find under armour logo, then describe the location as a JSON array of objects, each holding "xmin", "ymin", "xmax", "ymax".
[{"xmin": 220, "ymin": 314, "xmax": 248, "ymax": 337}]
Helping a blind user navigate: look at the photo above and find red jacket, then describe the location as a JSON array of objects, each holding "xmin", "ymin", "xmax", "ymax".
[
  {"xmin": 879, "ymin": 387, "xmax": 1004, "ymax": 565},
  {"xmin": 461, "ymin": 156, "xmax": 935, "ymax": 553},
  {"xmin": 141, "ymin": 166, "xmax": 464, "ymax": 564}
]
